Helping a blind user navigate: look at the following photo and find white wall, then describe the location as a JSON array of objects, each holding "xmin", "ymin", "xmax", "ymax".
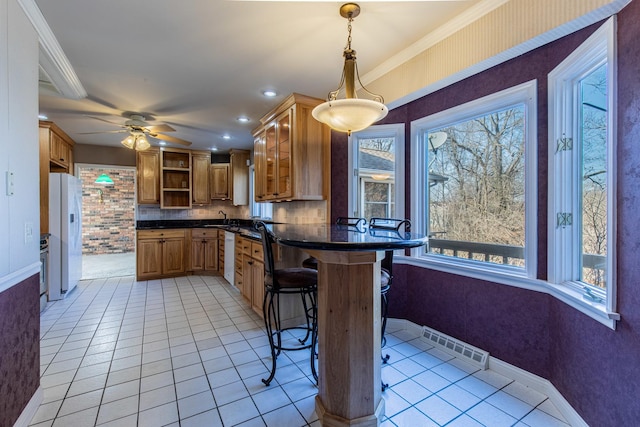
[{"xmin": 0, "ymin": 0, "xmax": 39, "ymax": 292}]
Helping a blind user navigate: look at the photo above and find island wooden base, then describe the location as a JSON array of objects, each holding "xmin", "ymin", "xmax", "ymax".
[
  {"xmin": 315, "ymin": 395, "xmax": 385, "ymax": 427},
  {"xmin": 307, "ymin": 249, "xmax": 384, "ymax": 426}
]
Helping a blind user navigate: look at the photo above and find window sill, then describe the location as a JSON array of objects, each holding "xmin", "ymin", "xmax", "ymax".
[{"xmin": 397, "ymin": 255, "xmax": 618, "ymax": 330}]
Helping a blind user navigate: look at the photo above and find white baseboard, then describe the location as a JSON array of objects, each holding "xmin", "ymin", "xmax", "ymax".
[
  {"xmin": 387, "ymin": 318, "xmax": 587, "ymax": 426},
  {"xmin": 13, "ymin": 386, "xmax": 43, "ymax": 427}
]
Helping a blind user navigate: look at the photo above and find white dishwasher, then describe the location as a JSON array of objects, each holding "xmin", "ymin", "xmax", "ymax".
[{"xmin": 224, "ymin": 231, "xmax": 235, "ymax": 284}]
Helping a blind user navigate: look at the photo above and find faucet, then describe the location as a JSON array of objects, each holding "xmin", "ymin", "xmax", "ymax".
[{"xmin": 218, "ymin": 210, "xmax": 227, "ymax": 223}]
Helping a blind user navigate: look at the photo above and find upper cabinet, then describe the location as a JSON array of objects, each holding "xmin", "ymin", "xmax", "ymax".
[
  {"xmin": 253, "ymin": 93, "xmax": 329, "ymax": 202},
  {"xmin": 192, "ymin": 151, "xmax": 211, "ymax": 206},
  {"xmin": 210, "ymin": 163, "xmax": 229, "ymax": 200},
  {"xmin": 229, "ymin": 149, "xmax": 249, "ymax": 206},
  {"xmin": 160, "ymin": 148, "xmax": 192, "ymax": 209},
  {"xmin": 40, "ymin": 121, "xmax": 74, "ymax": 173},
  {"xmin": 137, "ymin": 148, "xmax": 160, "ymax": 205}
]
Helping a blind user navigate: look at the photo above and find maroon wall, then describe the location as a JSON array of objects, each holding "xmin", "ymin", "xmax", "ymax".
[
  {"xmin": 331, "ymin": 3, "xmax": 640, "ymax": 426},
  {"xmin": 0, "ymin": 275, "xmax": 41, "ymax": 427}
]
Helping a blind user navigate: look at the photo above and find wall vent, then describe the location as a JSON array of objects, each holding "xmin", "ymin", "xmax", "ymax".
[{"xmin": 421, "ymin": 326, "xmax": 489, "ymax": 369}]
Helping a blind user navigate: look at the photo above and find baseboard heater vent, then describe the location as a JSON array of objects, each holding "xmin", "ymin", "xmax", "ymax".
[{"xmin": 421, "ymin": 326, "xmax": 489, "ymax": 370}]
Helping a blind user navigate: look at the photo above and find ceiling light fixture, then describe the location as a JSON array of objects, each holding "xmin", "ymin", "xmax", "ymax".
[
  {"xmin": 237, "ymin": 116, "xmax": 250, "ymax": 123},
  {"xmin": 262, "ymin": 90, "xmax": 277, "ymax": 97},
  {"xmin": 312, "ymin": 3, "xmax": 388, "ymax": 136},
  {"xmin": 121, "ymin": 132, "xmax": 150, "ymax": 151},
  {"xmin": 222, "ymin": 135, "xmax": 231, "ymax": 140}
]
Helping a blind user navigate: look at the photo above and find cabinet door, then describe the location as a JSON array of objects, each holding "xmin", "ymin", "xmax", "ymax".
[
  {"xmin": 204, "ymin": 238, "xmax": 219, "ymax": 271},
  {"xmin": 251, "ymin": 260, "xmax": 265, "ymax": 316},
  {"xmin": 137, "ymin": 239, "xmax": 163, "ymax": 279},
  {"xmin": 192, "ymin": 154, "xmax": 211, "ymax": 205},
  {"xmin": 264, "ymin": 122, "xmax": 277, "ymax": 198},
  {"xmin": 137, "ymin": 149, "xmax": 160, "ymax": 204},
  {"xmin": 210, "ymin": 164, "xmax": 229, "ymax": 199},
  {"xmin": 191, "ymin": 238, "xmax": 205, "ymax": 271},
  {"xmin": 276, "ymin": 110, "xmax": 293, "ymax": 198},
  {"xmin": 49, "ymin": 132, "xmax": 69, "ymax": 167},
  {"xmin": 163, "ymin": 237, "xmax": 185, "ymax": 275},
  {"xmin": 254, "ymin": 132, "xmax": 266, "ymax": 201},
  {"xmin": 242, "ymin": 254, "xmax": 253, "ymax": 301}
]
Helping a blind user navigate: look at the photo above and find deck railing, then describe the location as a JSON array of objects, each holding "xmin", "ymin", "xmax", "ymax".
[{"xmin": 428, "ymin": 238, "xmax": 606, "ymax": 287}]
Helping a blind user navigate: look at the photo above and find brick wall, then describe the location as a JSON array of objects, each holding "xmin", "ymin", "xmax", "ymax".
[{"xmin": 80, "ymin": 167, "xmax": 135, "ymax": 254}]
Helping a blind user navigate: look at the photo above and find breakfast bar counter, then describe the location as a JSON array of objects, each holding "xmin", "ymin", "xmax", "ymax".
[{"xmin": 267, "ymin": 223, "xmax": 428, "ymax": 426}]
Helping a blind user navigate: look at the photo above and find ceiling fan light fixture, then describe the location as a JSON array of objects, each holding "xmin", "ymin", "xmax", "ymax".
[
  {"xmin": 121, "ymin": 135, "xmax": 135, "ymax": 149},
  {"xmin": 136, "ymin": 135, "xmax": 150, "ymax": 151},
  {"xmin": 312, "ymin": 3, "xmax": 388, "ymax": 136}
]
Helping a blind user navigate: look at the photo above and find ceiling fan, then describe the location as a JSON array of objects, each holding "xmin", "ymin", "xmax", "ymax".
[{"xmin": 81, "ymin": 114, "xmax": 192, "ymax": 151}]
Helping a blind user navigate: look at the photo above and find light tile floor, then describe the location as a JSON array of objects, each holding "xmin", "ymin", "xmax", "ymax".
[{"xmin": 31, "ymin": 275, "xmax": 571, "ymax": 427}]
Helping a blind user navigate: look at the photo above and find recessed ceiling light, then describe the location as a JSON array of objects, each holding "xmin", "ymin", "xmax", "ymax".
[
  {"xmin": 237, "ymin": 116, "xmax": 250, "ymax": 123},
  {"xmin": 211, "ymin": 147, "xmax": 218, "ymax": 151},
  {"xmin": 262, "ymin": 90, "xmax": 277, "ymax": 97},
  {"xmin": 222, "ymin": 135, "xmax": 231, "ymax": 140},
  {"xmin": 158, "ymin": 141, "xmax": 167, "ymax": 146},
  {"xmin": 38, "ymin": 114, "xmax": 48, "ymax": 120}
]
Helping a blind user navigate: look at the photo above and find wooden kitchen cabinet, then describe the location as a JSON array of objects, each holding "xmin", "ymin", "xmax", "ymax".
[
  {"xmin": 252, "ymin": 93, "xmax": 329, "ymax": 202},
  {"xmin": 237, "ymin": 237, "xmax": 265, "ymax": 315},
  {"xmin": 192, "ymin": 151, "xmax": 211, "ymax": 205},
  {"xmin": 210, "ymin": 163, "xmax": 230, "ymax": 200},
  {"xmin": 229, "ymin": 149, "xmax": 249, "ymax": 205},
  {"xmin": 160, "ymin": 148, "xmax": 192, "ymax": 209},
  {"xmin": 235, "ymin": 236, "xmax": 247, "ymax": 295},
  {"xmin": 136, "ymin": 229, "xmax": 186, "ymax": 280},
  {"xmin": 39, "ymin": 121, "xmax": 76, "ymax": 233},
  {"xmin": 190, "ymin": 228, "xmax": 219, "ymax": 273},
  {"xmin": 137, "ymin": 147, "xmax": 160, "ymax": 204}
]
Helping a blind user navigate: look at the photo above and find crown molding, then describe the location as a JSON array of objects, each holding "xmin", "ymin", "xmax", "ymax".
[
  {"xmin": 362, "ymin": 0, "xmax": 510, "ymax": 88},
  {"xmin": 17, "ymin": 0, "xmax": 86, "ymax": 99}
]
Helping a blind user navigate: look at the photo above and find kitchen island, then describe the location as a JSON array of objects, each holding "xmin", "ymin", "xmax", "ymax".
[{"xmin": 267, "ymin": 223, "xmax": 428, "ymax": 427}]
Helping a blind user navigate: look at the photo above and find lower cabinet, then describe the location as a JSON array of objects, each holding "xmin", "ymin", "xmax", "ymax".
[
  {"xmin": 190, "ymin": 229, "xmax": 219, "ymax": 273},
  {"xmin": 137, "ymin": 229, "xmax": 186, "ymax": 280},
  {"xmin": 238, "ymin": 237, "xmax": 265, "ymax": 316}
]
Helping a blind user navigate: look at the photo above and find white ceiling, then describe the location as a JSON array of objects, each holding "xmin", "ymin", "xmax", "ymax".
[{"xmin": 36, "ymin": 0, "xmax": 482, "ymax": 152}]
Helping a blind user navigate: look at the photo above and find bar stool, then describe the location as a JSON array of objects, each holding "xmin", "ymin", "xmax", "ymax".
[{"xmin": 255, "ymin": 222, "xmax": 319, "ymax": 386}]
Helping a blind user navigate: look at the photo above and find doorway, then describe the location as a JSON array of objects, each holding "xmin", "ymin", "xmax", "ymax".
[{"xmin": 77, "ymin": 164, "xmax": 136, "ymax": 279}]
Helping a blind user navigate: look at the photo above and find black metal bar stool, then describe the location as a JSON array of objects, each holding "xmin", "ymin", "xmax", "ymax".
[{"xmin": 256, "ymin": 222, "xmax": 319, "ymax": 386}]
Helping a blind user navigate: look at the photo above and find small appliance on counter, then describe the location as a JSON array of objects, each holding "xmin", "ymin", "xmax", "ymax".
[{"xmin": 48, "ymin": 173, "xmax": 82, "ymax": 300}]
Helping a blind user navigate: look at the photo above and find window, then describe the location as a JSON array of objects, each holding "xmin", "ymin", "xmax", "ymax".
[
  {"xmin": 548, "ymin": 17, "xmax": 617, "ymax": 321},
  {"xmin": 349, "ymin": 124, "xmax": 404, "ymax": 221},
  {"xmin": 411, "ymin": 81, "xmax": 537, "ymax": 279},
  {"xmin": 249, "ymin": 165, "xmax": 272, "ymax": 219}
]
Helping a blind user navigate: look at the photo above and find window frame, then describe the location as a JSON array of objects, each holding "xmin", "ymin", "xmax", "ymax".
[
  {"xmin": 547, "ymin": 17, "xmax": 618, "ymax": 325},
  {"xmin": 249, "ymin": 164, "xmax": 272, "ymax": 219},
  {"xmin": 348, "ymin": 123, "xmax": 405, "ymax": 221},
  {"xmin": 409, "ymin": 80, "xmax": 538, "ymax": 281}
]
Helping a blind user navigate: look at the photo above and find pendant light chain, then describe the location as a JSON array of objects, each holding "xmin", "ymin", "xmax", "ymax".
[{"xmin": 345, "ymin": 16, "xmax": 353, "ymax": 51}]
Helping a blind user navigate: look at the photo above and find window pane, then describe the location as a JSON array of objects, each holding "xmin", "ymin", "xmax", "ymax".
[
  {"xmin": 363, "ymin": 181, "xmax": 392, "ymax": 219},
  {"xmin": 580, "ymin": 64, "xmax": 607, "ymax": 289},
  {"xmin": 357, "ymin": 135, "xmax": 396, "ymax": 219},
  {"xmin": 427, "ymin": 105, "xmax": 526, "ymax": 267}
]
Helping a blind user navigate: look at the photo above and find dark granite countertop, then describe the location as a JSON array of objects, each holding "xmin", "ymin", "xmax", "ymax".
[
  {"xmin": 136, "ymin": 219, "xmax": 270, "ymax": 240},
  {"xmin": 266, "ymin": 223, "xmax": 428, "ymax": 251}
]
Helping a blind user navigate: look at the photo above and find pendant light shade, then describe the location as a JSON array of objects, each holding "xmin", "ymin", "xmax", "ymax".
[
  {"xmin": 312, "ymin": 3, "xmax": 388, "ymax": 135},
  {"xmin": 95, "ymin": 173, "xmax": 114, "ymax": 185}
]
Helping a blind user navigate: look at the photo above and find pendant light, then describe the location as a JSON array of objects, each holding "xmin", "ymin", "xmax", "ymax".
[
  {"xmin": 312, "ymin": 3, "xmax": 388, "ymax": 136},
  {"xmin": 95, "ymin": 173, "xmax": 114, "ymax": 185}
]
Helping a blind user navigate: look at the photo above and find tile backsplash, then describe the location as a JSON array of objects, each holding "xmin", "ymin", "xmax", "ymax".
[{"xmin": 136, "ymin": 200, "xmax": 327, "ymax": 224}]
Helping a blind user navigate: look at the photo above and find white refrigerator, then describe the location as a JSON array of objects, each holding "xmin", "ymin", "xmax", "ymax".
[{"xmin": 49, "ymin": 173, "xmax": 82, "ymax": 300}]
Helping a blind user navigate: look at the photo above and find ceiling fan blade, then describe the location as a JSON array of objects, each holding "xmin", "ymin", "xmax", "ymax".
[
  {"xmin": 85, "ymin": 115, "xmax": 126, "ymax": 127},
  {"xmin": 152, "ymin": 133, "xmax": 192, "ymax": 146},
  {"xmin": 146, "ymin": 124, "xmax": 175, "ymax": 133},
  {"xmin": 77, "ymin": 130, "xmax": 128, "ymax": 135}
]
